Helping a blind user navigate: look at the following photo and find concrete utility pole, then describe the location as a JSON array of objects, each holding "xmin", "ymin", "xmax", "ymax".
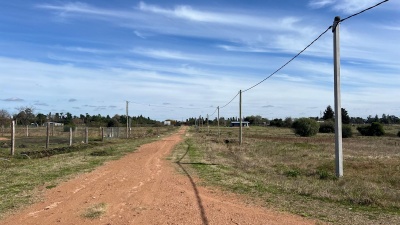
[
  {"xmin": 239, "ymin": 90, "xmax": 242, "ymax": 145},
  {"xmin": 126, "ymin": 101, "xmax": 129, "ymax": 138},
  {"xmin": 333, "ymin": 16, "xmax": 343, "ymax": 178}
]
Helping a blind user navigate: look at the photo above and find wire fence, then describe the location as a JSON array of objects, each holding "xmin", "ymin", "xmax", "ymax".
[{"xmin": 0, "ymin": 125, "xmax": 176, "ymax": 157}]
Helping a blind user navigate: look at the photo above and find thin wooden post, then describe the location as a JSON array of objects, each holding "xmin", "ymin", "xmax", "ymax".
[
  {"xmin": 69, "ymin": 127, "xmax": 73, "ymax": 146},
  {"xmin": 239, "ymin": 90, "xmax": 242, "ymax": 145},
  {"xmin": 11, "ymin": 121, "xmax": 15, "ymax": 156},
  {"xmin": 101, "ymin": 127, "xmax": 104, "ymax": 142},
  {"xmin": 207, "ymin": 114, "xmax": 209, "ymax": 133},
  {"xmin": 333, "ymin": 16, "xmax": 343, "ymax": 178},
  {"xmin": 85, "ymin": 127, "xmax": 88, "ymax": 144},
  {"xmin": 51, "ymin": 123, "xmax": 54, "ymax": 137},
  {"xmin": 46, "ymin": 122, "xmax": 50, "ymax": 149},
  {"xmin": 217, "ymin": 106, "xmax": 220, "ymax": 139},
  {"xmin": 126, "ymin": 101, "xmax": 129, "ymax": 139},
  {"xmin": 26, "ymin": 125, "xmax": 29, "ymax": 137}
]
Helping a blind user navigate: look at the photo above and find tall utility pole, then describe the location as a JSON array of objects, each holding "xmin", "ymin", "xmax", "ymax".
[
  {"xmin": 333, "ymin": 16, "xmax": 343, "ymax": 177},
  {"xmin": 126, "ymin": 101, "xmax": 129, "ymax": 138},
  {"xmin": 217, "ymin": 106, "xmax": 220, "ymax": 139},
  {"xmin": 239, "ymin": 90, "xmax": 242, "ymax": 145}
]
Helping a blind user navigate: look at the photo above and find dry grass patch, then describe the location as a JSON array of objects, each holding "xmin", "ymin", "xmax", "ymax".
[
  {"xmin": 181, "ymin": 126, "xmax": 400, "ymax": 224},
  {"xmin": 82, "ymin": 202, "xmax": 107, "ymax": 219}
]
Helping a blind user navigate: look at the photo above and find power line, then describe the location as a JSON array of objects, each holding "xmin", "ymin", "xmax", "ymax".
[
  {"xmin": 242, "ymin": 0, "xmax": 389, "ymax": 93},
  {"xmin": 242, "ymin": 26, "xmax": 331, "ymax": 93},
  {"xmin": 209, "ymin": 107, "xmax": 218, "ymax": 117},
  {"xmin": 340, "ymin": 0, "xmax": 389, "ymax": 23},
  {"xmin": 131, "ymin": 1, "xmax": 390, "ymax": 118},
  {"xmin": 220, "ymin": 92, "xmax": 240, "ymax": 109}
]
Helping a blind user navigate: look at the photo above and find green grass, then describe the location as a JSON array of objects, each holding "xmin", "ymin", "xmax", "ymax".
[
  {"xmin": 0, "ymin": 126, "xmax": 177, "ymax": 219},
  {"xmin": 175, "ymin": 125, "xmax": 400, "ymax": 225}
]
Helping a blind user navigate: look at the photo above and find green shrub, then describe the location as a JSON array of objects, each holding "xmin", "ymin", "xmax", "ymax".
[
  {"xmin": 270, "ymin": 118, "xmax": 284, "ymax": 127},
  {"xmin": 292, "ymin": 118, "xmax": 320, "ymax": 137},
  {"xmin": 357, "ymin": 122, "xmax": 385, "ymax": 136},
  {"xmin": 319, "ymin": 121, "xmax": 335, "ymax": 133},
  {"xmin": 63, "ymin": 125, "xmax": 76, "ymax": 132},
  {"xmin": 342, "ymin": 125, "xmax": 353, "ymax": 138}
]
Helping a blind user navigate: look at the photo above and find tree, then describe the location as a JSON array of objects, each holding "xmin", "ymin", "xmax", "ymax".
[
  {"xmin": 341, "ymin": 108, "xmax": 350, "ymax": 124},
  {"xmin": 14, "ymin": 106, "xmax": 35, "ymax": 125},
  {"xmin": 323, "ymin": 105, "xmax": 334, "ymax": 121},
  {"xmin": 36, "ymin": 113, "xmax": 47, "ymax": 126},
  {"xmin": 283, "ymin": 117, "xmax": 293, "ymax": 128},
  {"xmin": 0, "ymin": 109, "xmax": 11, "ymax": 126}
]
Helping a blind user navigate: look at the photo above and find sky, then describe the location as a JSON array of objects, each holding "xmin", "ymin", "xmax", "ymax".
[{"xmin": 0, "ymin": 0, "xmax": 399, "ymax": 121}]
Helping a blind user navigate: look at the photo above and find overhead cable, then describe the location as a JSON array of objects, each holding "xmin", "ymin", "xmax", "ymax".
[{"xmin": 242, "ymin": 27, "xmax": 331, "ymax": 93}]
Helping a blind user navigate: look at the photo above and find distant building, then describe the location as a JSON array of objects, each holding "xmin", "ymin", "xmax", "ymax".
[
  {"xmin": 230, "ymin": 121, "xmax": 250, "ymax": 127},
  {"xmin": 163, "ymin": 120, "xmax": 171, "ymax": 126},
  {"xmin": 44, "ymin": 122, "xmax": 64, "ymax": 126}
]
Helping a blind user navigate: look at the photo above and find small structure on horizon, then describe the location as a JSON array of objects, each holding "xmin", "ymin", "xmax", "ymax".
[{"xmin": 230, "ymin": 121, "xmax": 250, "ymax": 127}]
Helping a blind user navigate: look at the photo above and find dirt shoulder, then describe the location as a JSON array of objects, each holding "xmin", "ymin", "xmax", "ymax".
[{"xmin": 1, "ymin": 127, "xmax": 319, "ymax": 225}]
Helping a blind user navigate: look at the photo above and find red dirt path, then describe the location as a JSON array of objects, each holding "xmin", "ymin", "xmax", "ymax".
[{"xmin": 1, "ymin": 127, "xmax": 319, "ymax": 225}]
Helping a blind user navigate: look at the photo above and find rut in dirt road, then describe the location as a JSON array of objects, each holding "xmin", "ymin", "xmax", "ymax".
[{"xmin": 1, "ymin": 127, "xmax": 318, "ymax": 225}]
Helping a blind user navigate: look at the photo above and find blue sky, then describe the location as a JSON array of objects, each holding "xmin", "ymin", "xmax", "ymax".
[{"xmin": 0, "ymin": 0, "xmax": 399, "ymax": 121}]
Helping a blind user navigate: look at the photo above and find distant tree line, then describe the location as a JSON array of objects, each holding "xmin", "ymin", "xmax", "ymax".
[{"xmin": 0, "ymin": 107, "xmax": 161, "ymax": 127}]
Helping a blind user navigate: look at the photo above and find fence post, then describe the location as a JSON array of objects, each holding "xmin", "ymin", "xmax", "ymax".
[
  {"xmin": 217, "ymin": 106, "xmax": 220, "ymax": 139},
  {"xmin": 26, "ymin": 125, "xmax": 29, "ymax": 137},
  {"xmin": 85, "ymin": 127, "xmax": 88, "ymax": 144},
  {"xmin": 101, "ymin": 127, "xmax": 104, "ymax": 142},
  {"xmin": 46, "ymin": 122, "xmax": 50, "ymax": 149},
  {"xmin": 69, "ymin": 127, "xmax": 73, "ymax": 146},
  {"xmin": 11, "ymin": 121, "xmax": 15, "ymax": 156},
  {"xmin": 239, "ymin": 90, "xmax": 243, "ymax": 145},
  {"xmin": 51, "ymin": 123, "xmax": 54, "ymax": 137}
]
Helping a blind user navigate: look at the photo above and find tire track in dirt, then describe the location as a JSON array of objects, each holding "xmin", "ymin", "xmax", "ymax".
[{"xmin": 1, "ymin": 127, "xmax": 320, "ymax": 225}]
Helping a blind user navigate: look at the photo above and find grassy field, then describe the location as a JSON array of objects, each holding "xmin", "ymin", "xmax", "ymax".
[
  {"xmin": 172, "ymin": 125, "xmax": 400, "ymax": 224},
  {"xmin": 0, "ymin": 126, "xmax": 178, "ymax": 219}
]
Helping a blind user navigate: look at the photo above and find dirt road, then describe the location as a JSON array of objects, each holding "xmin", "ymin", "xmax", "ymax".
[{"xmin": 1, "ymin": 127, "xmax": 318, "ymax": 225}]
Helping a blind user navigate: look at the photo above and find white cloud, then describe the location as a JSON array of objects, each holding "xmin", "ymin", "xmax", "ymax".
[
  {"xmin": 131, "ymin": 48, "xmax": 203, "ymax": 61},
  {"xmin": 134, "ymin": 30, "xmax": 147, "ymax": 39},
  {"xmin": 138, "ymin": 1, "xmax": 303, "ymax": 32},
  {"xmin": 3, "ymin": 97, "xmax": 24, "ymax": 102},
  {"xmin": 308, "ymin": 0, "xmax": 335, "ymax": 9},
  {"xmin": 309, "ymin": 0, "xmax": 389, "ymax": 14}
]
